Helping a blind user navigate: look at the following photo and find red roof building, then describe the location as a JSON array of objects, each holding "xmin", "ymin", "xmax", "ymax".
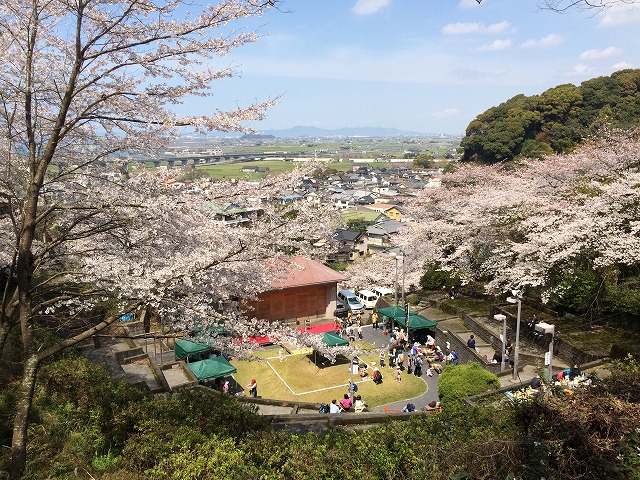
[{"xmin": 244, "ymin": 257, "xmax": 347, "ymax": 322}]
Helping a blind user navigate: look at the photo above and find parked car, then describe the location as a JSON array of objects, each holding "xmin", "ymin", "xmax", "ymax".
[
  {"xmin": 372, "ymin": 286, "xmax": 394, "ymax": 299},
  {"xmin": 337, "ymin": 289, "xmax": 364, "ymax": 314},
  {"xmin": 356, "ymin": 290, "xmax": 378, "ymax": 309},
  {"xmin": 333, "ymin": 302, "xmax": 349, "ymax": 319}
]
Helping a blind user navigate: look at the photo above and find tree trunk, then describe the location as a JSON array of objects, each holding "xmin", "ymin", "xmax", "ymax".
[
  {"xmin": 0, "ymin": 321, "xmax": 10, "ymax": 359},
  {"xmin": 10, "ymin": 354, "xmax": 39, "ymax": 480}
]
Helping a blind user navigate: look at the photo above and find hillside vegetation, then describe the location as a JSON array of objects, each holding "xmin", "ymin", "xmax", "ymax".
[
  {"xmin": 2, "ymin": 351, "xmax": 639, "ymax": 479},
  {"xmin": 461, "ymin": 69, "xmax": 640, "ymax": 163}
]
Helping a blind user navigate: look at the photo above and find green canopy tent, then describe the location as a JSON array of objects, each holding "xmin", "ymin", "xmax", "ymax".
[
  {"xmin": 321, "ymin": 331, "xmax": 349, "ymax": 347},
  {"xmin": 376, "ymin": 306, "xmax": 437, "ymax": 340},
  {"xmin": 174, "ymin": 339, "xmax": 211, "ymax": 361},
  {"xmin": 187, "ymin": 356, "xmax": 237, "ymax": 381},
  {"xmin": 312, "ymin": 331, "xmax": 350, "ymax": 367}
]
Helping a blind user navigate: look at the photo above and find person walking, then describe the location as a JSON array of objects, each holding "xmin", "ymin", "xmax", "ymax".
[
  {"xmin": 395, "ymin": 365, "xmax": 402, "ymax": 382},
  {"xmin": 452, "ymin": 350, "xmax": 459, "ymax": 365},
  {"xmin": 379, "ymin": 351, "xmax": 385, "ymax": 368},
  {"xmin": 467, "ymin": 335, "xmax": 476, "ymax": 350}
]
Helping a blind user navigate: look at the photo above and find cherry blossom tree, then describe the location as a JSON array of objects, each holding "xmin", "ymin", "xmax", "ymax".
[
  {"xmin": 0, "ymin": 1, "xmax": 315, "ymax": 476},
  {"xmin": 402, "ymin": 129, "xmax": 640, "ymax": 300},
  {"xmin": 541, "ymin": 0, "xmax": 640, "ymax": 12},
  {"xmin": 343, "ymin": 130, "xmax": 640, "ymax": 317}
]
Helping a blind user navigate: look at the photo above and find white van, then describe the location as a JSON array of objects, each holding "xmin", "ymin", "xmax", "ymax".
[
  {"xmin": 337, "ymin": 289, "xmax": 364, "ymax": 314},
  {"xmin": 357, "ymin": 290, "xmax": 378, "ymax": 309},
  {"xmin": 372, "ymin": 286, "xmax": 394, "ymax": 299}
]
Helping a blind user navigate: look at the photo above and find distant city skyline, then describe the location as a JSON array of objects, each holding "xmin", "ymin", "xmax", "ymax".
[{"xmin": 175, "ymin": 0, "xmax": 640, "ymax": 135}]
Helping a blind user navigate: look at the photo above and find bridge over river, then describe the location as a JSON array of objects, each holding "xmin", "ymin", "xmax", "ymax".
[{"xmin": 127, "ymin": 151, "xmax": 306, "ymax": 169}]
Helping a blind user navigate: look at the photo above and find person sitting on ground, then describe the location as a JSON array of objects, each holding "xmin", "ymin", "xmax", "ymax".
[
  {"xmin": 329, "ymin": 399, "xmax": 341, "ymax": 413},
  {"xmin": 569, "ymin": 363, "xmax": 581, "ymax": 380},
  {"xmin": 372, "ymin": 367, "xmax": 383, "ymax": 384},
  {"xmin": 492, "ymin": 350, "xmax": 502, "ymax": 364},
  {"xmin": 402, "ymin": 403, "xmax": 416, "ymax": 413},
  {"xmin": 354, "ymin": 395, "xmax": 367, "ymax": 412},
  {"xmin": 434, "ymin": 362, "xmax": 444, "ymax": 373},
  {"xmin": 340, "ymin": 393, "xmax": 352, "ymax": 411},
  {"xmin": 426, "ymin": 335, "xmax": 435, "ymax": 348},
  {"xmin": 530, "ymin": 374, "xmax": 543, "ymax": 393}
]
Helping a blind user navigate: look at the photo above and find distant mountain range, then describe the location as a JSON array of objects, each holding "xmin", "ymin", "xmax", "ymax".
[{"xmin": 260, "ymin": 125, "xmax": 429, "ymax": 138}]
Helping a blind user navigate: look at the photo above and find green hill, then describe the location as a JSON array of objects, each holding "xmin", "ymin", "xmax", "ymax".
[{"xmin": 461, "ymin": 69, "xmax": 640, "ymax": 163}]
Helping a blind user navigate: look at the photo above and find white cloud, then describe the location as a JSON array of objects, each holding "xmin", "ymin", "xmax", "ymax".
[
  {"xmin": 459, "ymin": 0, "xmax": 482, "ymax": 9},
  {"xmin": 475, "ymin": 39, "xmax": 512, "ymax": 52},
  {"xmin": 580, "ymin": 47, "xmax": 622, "ymax": 60},
  {"xmin": 611, "ymin": 61, "xmax": 632, "ymax": 69},
  {"xmin": 565, "ymin": 63, "xmax": 593, "ymax": 76},
  {"xmin": 352, "ymin": 0, "xmax": 391, "ymax": 16},
  {"xmin": 442, "ymin": 21, "xmax": 510, "ymax": 35},
  {"xmin": 448, "ymin": 67, "xmax": 507, "ymax": 80},
  {"xmin": 599, "ymin": 5, "xmax": 640, "ymax": 27},
  {"xmin": 520, "ymin": 34, "xmax": 565, "ymax": 49},
  {"xmin": 433, "ymin": 108, "xmax": 461, "ymax": 117}
]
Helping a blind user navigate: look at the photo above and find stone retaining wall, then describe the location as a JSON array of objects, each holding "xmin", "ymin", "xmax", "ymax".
[
  {"xmin": 490, "ymin": 305, "xmax": 601, "ymax": 365},
  {"xmin": 192, "ymin": 385, "xmax": 431, "ymax": 428}
]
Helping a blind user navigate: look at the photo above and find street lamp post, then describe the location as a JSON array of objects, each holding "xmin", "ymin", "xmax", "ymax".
[
  {"xmin": 400, "ymin": 253, "xmax": 405, "ymax": 305},
  {"xmin": 506, "ymin": 291, "xmax": 522, "ymax": 381},
  {"xmin": 394, "ymin": 256, "xmax": 399, "ymax": 306},
  {"xmin": 493, "ymin": 314, "xmax": 507, "ymax": 372},
  {"xmin": 398, "ymin": 253, "xmax": 407, "ymax": 338}
]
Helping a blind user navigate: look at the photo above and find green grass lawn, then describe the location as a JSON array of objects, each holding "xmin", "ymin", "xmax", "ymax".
[
  {"xmin": 231, "ymin": 344, "xmax": 427, "ymax": 407},
  {"xmin": 196, "ymin": 160, "xmax": 397, "ymax": 180}
]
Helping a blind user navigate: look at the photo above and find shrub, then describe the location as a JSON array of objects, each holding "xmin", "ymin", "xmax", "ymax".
[
  {"xmin": 406, "ymin": 293, "xmax": 421, "ymax": 305},
  {"xmin": 420, "ymin": 265, "xmax": 461, "ymax": 291},
  {"xmin": 438, "ymin": 363, "xmax": 500, "ymax": 404}
]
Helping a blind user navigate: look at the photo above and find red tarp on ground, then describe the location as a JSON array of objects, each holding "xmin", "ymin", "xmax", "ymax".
[
  {"xmin": 234, "ymin": 335, "xmax": 277, "ymax": 345},
  {"xmin": 248, "ymin": 335, "xmax": 276, "ymax": 345},
  {"xmin": 297, "ymin": 322, "xmax": 341, "ymax": 334}
]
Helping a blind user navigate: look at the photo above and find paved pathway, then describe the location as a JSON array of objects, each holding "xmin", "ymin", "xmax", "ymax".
[{"xmin": 359, "ymin": 322, "xmax": 441, "ymax": 412}]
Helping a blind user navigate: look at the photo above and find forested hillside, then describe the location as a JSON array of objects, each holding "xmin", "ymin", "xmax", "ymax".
[{"xmin": 461, "ymin": 69, "xmax": 640, "ymax": 163}]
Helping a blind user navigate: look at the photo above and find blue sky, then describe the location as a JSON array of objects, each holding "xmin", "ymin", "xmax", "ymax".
[{"xmin": 192, "ymin": 0, "xmax": 640, "ymax": 135}]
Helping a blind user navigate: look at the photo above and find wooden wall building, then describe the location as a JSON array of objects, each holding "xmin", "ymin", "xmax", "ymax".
[{"xmin": 244, "ymin": 257, "xmax": 347, "ymax": 322}]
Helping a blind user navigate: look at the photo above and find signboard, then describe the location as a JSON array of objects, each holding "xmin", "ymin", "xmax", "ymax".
[{"xmin": 351, "ymin": 359, "xmax": 359, "ymax": 375}]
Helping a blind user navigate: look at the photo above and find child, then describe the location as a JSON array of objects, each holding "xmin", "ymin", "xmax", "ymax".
[
  {"xmin": 395, "ymin": 365, "xmax": 402, "ymax": 382},
  {"xmin": 379, "ymin": 351, "xmax": 385, "ymax": 368}
]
